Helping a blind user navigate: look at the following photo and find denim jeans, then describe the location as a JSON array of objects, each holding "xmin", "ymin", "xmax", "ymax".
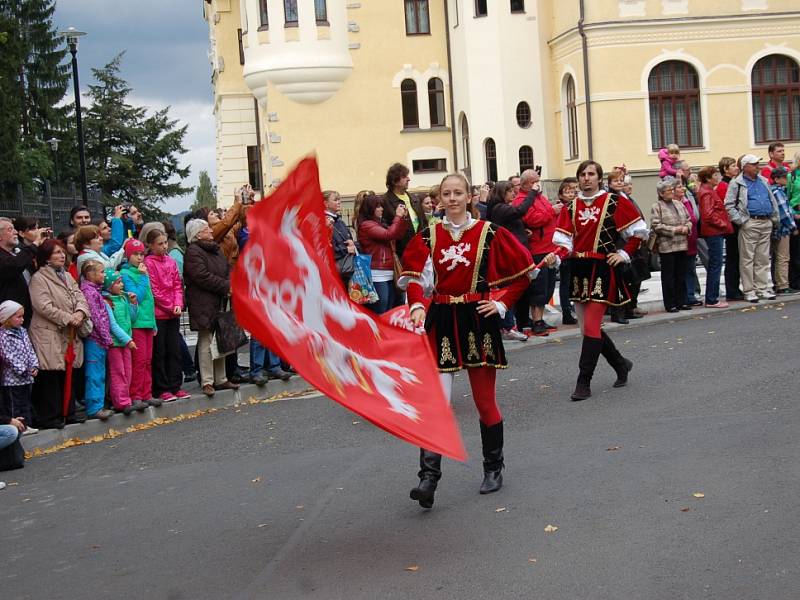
[
  {"xmin": 0, "ymin": 424, "xmax": 19, "ymax": 451},
  {"xmin": 249, "ymin": 339, "xmax": 281, "ymax": 377},
  {"xmin": 369, "ymin": 280, "xmax": 395, "ymax": 315},
  {"xmin": 685, "ymin": 254, "xmax": 699, "ymax": 303},
  {"xmin": 705, "ymin": 235, "xmax": 724, "ymax": 304}
]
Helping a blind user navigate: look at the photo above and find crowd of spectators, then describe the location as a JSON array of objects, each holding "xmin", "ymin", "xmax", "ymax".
[
  {"xmin": 0, "ymin": 187, "xmax": 298, "ymax": 485},
  {"xmin": 329, "ymin": 149, "xmax": 800, "ymax": 335}
]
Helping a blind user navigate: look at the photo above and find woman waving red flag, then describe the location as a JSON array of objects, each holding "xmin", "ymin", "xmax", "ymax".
[{"xmin": 399, "ymin": 173, "xmax": 534, "ymax": 509}]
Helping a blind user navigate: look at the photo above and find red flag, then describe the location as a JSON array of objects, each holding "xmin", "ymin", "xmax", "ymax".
[{"xmin": 231, "ymin": 157, "xmax": 466, "ymax": 460}]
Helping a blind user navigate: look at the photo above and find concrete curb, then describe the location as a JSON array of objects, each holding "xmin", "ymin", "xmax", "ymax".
[
  {"xmin": 23, "ymin": 375, "xmax": 315, "ymax": 453},
  {"xmin": 23, "ymin": 293, "xmax": 800, "ymax": 454}
]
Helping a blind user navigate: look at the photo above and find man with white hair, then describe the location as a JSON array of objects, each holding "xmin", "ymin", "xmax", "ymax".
[{"xmin": 725, "ymin": 154, "xmax": 780, "ymax": 302}]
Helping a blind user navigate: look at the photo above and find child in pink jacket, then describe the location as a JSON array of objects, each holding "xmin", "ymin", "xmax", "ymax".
[
  {"xmin": 658, "ymin": 144, "xmax": 680, "ymax": 178},
  {"xmin": 143, "ymin": 229, "xmax": 189, "ymax": 402}
]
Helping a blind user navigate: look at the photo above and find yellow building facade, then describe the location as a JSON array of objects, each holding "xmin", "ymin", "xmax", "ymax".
[
  {"xmin": 204, "ymin": 1, "xmax": 800, "ymax": 212},
  {"xmin": 549, "ymin": 0, "xmax": 800, "ymax": 206},
  {"xmin": 204, "ymin": 0, "xmax": 454, "ymax": 207}
]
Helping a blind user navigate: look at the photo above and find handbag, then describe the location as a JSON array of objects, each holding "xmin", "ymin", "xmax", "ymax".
[
  {"xmin": 628, "ymin": 252, "xmax": 652, "ymax": 283},
  {"xmin": 0, "ymin": 431, "xmax": 25, "ymax": 471},
  {"xmin": 335, "ymin": 253, "xmax": 355, "ymax": 280},
  {"xmin": 212, "ymin": 299, "xmax": 248, "ymax": 358},
  {"xmin": 348, "ymin": 253, "xmax": 379, "ymax": 305}
]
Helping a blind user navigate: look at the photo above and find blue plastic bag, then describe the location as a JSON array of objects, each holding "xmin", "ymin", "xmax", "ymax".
[{"xmin": 348, "ymin": 253, "xmax": 380, "ymax": 305}]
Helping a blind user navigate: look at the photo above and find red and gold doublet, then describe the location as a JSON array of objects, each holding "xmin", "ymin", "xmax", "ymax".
[
  {"xmin": 554, "ymin": 192, "xmax": 644, "ymax": 306},
  {"xmin": 401, "ymin": 220, "xmax": 533, "ymax": 372}
]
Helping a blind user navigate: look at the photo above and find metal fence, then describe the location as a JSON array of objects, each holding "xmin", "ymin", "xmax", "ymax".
[{"xmin": 0, "ymin": 182, "xmax": 104, "ymax": 233}]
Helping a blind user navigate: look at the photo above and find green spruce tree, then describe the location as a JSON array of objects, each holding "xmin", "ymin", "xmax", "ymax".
[
  {"xmin": 2, "ymin": 0, "xmax": 76, "ymax": 189},
  {"xmin": 191, "ymin": 170, "xmax": 216, "ymax": 211},
  {"xmin": 83, "ymin": 53, "xmax": 192, "ymax": 220},
  {"xmin": 0, "ymin": 11, "xmax": 24, "ymax": 196}
]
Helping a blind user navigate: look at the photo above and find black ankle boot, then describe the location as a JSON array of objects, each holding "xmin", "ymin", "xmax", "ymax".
[
  {"xmin": 562, "ymin": 311, "xmax": 577, "ymax": 325},
  {"xmin": 410, "ymin": 449, "xmax": 442, "ymax": 508},
  {"xmin": 571, "ymin": 336, "xmax": 603, "ymax": 401},
  {"xmin": 600, "ymin": 330, "xmax": 633, "ymax": 387},
  {"xmin": 479, "ymin": 421, "xmax": 504, "ymax": 494}
]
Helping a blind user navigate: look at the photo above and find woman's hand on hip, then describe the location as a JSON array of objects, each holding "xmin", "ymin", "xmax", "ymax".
[
  {"xmin": 607, "ymin": 252, "xmax": 625, "ymax": 267},
  {"xmin": 476, "ymin": 300, "xmax": 499, "ymax": 316}
]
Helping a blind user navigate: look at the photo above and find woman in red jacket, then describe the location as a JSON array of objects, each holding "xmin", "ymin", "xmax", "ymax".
[
  {"xmin": 356, "ymin": 194, "xmax": 408, "ymax": 314},
  {"xmin": 698, "ymin": 165, "xmax": 733, "ymax": 308}
]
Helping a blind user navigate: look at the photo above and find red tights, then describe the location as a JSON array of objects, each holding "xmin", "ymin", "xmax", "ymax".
[
  {"xmin": 467, "ymin": 367, "xmax": 501, "ymax": 426},
  {"xmin": 574, "ymin": 301, "xmax": 605, "ymax": 339}
]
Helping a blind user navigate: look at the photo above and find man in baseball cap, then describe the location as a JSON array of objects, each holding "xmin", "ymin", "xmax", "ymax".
[{"xmin": 724, "ymin": 153, "xmax": 779, "ymax": 302}]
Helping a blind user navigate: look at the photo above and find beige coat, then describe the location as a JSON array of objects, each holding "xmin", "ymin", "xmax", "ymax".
[
  {"xmin": 29, "ymin": 266, "xmax": 90, "ymax": 370},
  {"xmin": 651, "ymin": 199, "xmax": 691, "ymax": 254}
]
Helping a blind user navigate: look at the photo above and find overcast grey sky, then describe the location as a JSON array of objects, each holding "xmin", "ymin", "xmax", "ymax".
[{"xmin": 54, "ymin": 0, "xmax": 214, "ymax": 214}]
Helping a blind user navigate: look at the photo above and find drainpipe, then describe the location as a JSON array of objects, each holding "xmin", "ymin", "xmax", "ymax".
[
  {"xmin": 578, "ymin": 0, "xmax": 593, "ymax": 158},
  {"xmin": 444, "ymin": 0, "xmax": 458, "ymax": 173}
]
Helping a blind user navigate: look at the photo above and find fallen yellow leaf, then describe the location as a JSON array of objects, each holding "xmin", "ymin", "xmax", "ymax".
[
  {"xmin": 528, "ymin": 558, "xmax": 538, "ymax": 563},
  {"xmin": 405, "ymin": 566, "xmax": 419, "ymax": 572},
  {"xmin": 544, "ymin": 525, "xmax": 558, "ymax": 533},
  {"xmin": 606, "ymin": 446, "xmax": 621, "ymax": 452},
  {"xmin": 680, "ymin": 507, "xmax": 690, "ymax": 512},
  {"xmin": 692, "ymin": 492, "xmax": 705, "ymax": 499},
  {"xmin": 495, "ymin": 507, "xmax": 507, "ymax": 513},
  {"xmin": 251, "ymin": 477, "xmax": 262, "ymax": 483}
]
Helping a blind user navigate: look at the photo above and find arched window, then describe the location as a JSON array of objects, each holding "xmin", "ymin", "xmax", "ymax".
[
  {"xmin": 752, "ymin": 54, "xmax": 800, "ymax": 144},
  {"xmin": 484, "ymin": 138, "xmax": 498, "ymax": 182},
  {"xmin": 516, "ymin": 101, "xmax": 531, "ymax": 128},
  {"xmin": 648, "ymin": 60, "xmax": 703, "ymax": 150},
  {"xmin": 565, "ymin": 75, "xmax": 578, "ymax": 159},
  {"xmin": 460, "ymin": 114, "xmax": 471, "ymax": 178},
  {"xmin": 314, "ymin": 0, "xmax": 327, "ymax": 23},
  {"xmin": 401, "ymin": 79, "xmax": 419, "ymax": 129},
  {"xmin": 428, "ymin": 78, "xmax": 445, "ymax": 127},
  {"xmin": 284, "ymin": 0, "xmax": 299, "ymax": 25},
  {"xmin": 519, "ymin": 146, "xmax": 534, "ymax": 173}
]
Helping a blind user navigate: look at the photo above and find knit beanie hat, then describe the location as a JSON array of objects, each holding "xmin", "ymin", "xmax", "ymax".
[
  {"xmin": 139, "ymin": 221, "xmax": 166, "ymax": 246},
  {"xmin": 124, "ymin": 238, "xmax": 146, "ymax": 258},
  {"xmin": 0, "ymin": 300, "xmax": 23, "ymax": 324},
  {"xmin": 103, "ymin": 268, "xmax": 122, "ymax": 291},
  {"xmin": 185, "ymin": 219, "xmax": 207, "ymax": 244}
]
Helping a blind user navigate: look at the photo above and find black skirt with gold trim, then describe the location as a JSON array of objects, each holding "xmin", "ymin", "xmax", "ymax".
[
  {"xmin": 569, "ymin": 257, "xmax": 632, "ymax": 307},
  {"xmin": 425, "ymin": 302, "xmax": 507, "ymax": 372}
]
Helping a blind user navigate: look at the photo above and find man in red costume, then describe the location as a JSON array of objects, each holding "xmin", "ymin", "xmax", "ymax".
[
  {"xmin": 399, "ymin": 173, "xmax": 534, "ymax": 509},
  {"xmin": 544, "ymin": 161, "xmax": 649, "ymax": 401}
]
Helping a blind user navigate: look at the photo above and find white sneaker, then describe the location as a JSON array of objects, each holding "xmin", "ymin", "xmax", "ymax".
[
  {"xmin": 22, "ymin": 427, "xmax": 39, "ymax": 436},
  {"xmin": 745, "ymin": 292, "xmax": 759, "ymax": 303},
  {"xmin": 502, "ymin": 329, "xmax": 528, "ymax": 342},
  {"xmin": 760, "ymin": 291, "xmax": 776, "ymax": 300}
]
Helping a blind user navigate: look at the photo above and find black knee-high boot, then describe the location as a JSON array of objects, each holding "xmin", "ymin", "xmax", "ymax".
[
  {"xmin": 479, "ymin": 420, "xmax": 504, "ymax": 494},
  {"xmin": 410, "ymin": 449, "xmax": 442, "ymax": 508},
  {"xmin": 600, "ymin": 330, "xmax": 633, "ymax": 387},
  {"xmin": 571, "ymin": 336, "xmax": 603, "ymax": 401}
]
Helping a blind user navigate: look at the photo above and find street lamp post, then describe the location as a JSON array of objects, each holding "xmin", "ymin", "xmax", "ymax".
[
  {"xmin": 46, "ymin": 137, "xmax": 60, "ymax": 227},
  {"xmin": 60, "ymin": 27, "xmax": 88, "ymax": 204}
]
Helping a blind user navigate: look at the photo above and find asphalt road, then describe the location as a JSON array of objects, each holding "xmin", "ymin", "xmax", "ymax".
[{"xmin": 2, "ymin": 301, "xmax": 799, "ymax": 599}]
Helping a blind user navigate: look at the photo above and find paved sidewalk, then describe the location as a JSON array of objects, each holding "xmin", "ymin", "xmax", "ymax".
[{"xmin": 22, "ymin": 284, "xmax": 800, "ymax": 455}]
